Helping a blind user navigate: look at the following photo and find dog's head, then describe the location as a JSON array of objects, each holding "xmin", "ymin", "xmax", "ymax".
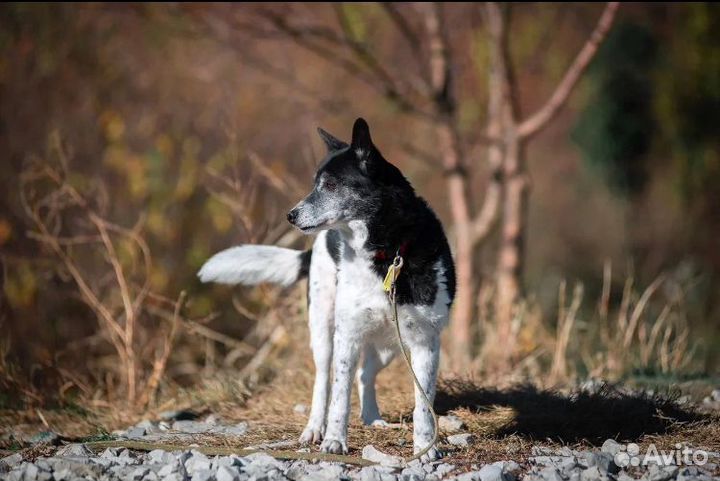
[{"xmin": 287, "ymin": 118, "xmax": 410, "ymax": 234}]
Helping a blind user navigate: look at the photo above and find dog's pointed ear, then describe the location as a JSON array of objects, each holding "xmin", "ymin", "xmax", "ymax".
[
  {"xmin": 351, "ymin": 118, "xmax": 377, "ymax": 175},
  {"xmin": 317, "ymin": 127, "xmax": 348, "ymax": 153},
  {"xmin": 351, "ymin": 117, "xmax": 372, "ymax": 153}
]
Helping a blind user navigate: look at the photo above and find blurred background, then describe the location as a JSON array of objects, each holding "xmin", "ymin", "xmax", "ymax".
[{"xmin": 1, "ymin": 3, "xmax": 719, "ymax": 414}]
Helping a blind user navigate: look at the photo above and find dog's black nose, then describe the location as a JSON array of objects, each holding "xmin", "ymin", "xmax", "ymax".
[{"xmin": 287, "ymin": 208, "xmax": 298, "ymax": 225}]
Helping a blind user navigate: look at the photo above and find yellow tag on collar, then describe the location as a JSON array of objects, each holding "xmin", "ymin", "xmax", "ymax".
[{"xmin": 383, "ymin": 263, "xmax": 401, "ymax": 292}]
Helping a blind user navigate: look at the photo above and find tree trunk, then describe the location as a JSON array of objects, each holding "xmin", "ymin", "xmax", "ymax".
[
  {"xmin": 424, "ymin": 2, "xmax": 474, "ymax": 366},
  {"xmin": 495, "ymin": 134, "xmax": 527, "ymax": 359},
  {"xmin": 438, "ymin": 121, "xmax": 474, "ymax": 366},
  {"xmin": 484, "ymin": 2, "xmax": 526, "ymax": 367}
]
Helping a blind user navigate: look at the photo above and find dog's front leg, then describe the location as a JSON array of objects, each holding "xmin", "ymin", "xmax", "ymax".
[
  {"xmin": 320, "ymin": 324, "xmax": 360, "ymax": 455},
  {"xmin": 407, "ymin": 328, "xmax": 441, "ymax": 462},
  {"xmin": 300, "ymin": 278, "xmax": 335, "ymax": 444},
  {"xmin": 300, "ymin": 315, "xmax": 333, "ymax": 444}
]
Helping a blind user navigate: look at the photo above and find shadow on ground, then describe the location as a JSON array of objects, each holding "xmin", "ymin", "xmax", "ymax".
[{"xmin": 433, "ymin": 380, "xmax": 707, "ymax": 445}]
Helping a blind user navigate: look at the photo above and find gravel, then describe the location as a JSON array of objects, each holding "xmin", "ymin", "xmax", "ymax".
[{"xmin": 3, "ymin": 423, "xmax": 719, "ymax": 481}]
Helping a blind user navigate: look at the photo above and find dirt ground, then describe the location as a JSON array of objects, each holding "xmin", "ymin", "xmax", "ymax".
[{"xmin": 2, "ymin": 327, "xmax": 720, "ymax": 474}]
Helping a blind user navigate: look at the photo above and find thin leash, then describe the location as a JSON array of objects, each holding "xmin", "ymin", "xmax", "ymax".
[
  {"xmin": 383, "ymin": 252, "xmax": 440, "ymax": 464},
  {"xmin": 85, "ymin": 253, "xmax": 439, "ymax": 466}
]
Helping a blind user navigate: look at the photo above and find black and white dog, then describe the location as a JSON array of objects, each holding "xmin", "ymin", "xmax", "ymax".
[{"xmin": 198, "ymin": 118, "xmax": 455, "ymax": 461}]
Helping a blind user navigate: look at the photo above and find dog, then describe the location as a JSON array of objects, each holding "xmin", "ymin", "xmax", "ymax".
[{"xmin": 198, "ymin": 118, "xmax": 455, "ymax": 461}]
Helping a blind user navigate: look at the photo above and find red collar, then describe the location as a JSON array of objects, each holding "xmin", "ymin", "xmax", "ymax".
[{"xmin": 374, "ymin": 241, "xmax": 409, "ymax": 261}]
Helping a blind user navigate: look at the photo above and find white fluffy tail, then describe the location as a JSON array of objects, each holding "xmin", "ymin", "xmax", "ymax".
[{"xmin": 197, "ymin": 245, "xmax": 310, "ymax": 287}]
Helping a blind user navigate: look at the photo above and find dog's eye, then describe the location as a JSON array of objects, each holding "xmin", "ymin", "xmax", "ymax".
[{"xmin": 324, "ymin": 180, "xmax": 337, "ymax": 192}]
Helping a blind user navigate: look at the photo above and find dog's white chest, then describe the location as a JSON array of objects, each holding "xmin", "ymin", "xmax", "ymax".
[{"xmin": 335, "ymin": 254, "xmax": 392, "ymax": 327}]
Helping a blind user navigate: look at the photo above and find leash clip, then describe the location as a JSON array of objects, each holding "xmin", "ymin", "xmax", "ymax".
[{"xmin": 382, "ymin": 255, "xmax": 404, "ymax": 293}]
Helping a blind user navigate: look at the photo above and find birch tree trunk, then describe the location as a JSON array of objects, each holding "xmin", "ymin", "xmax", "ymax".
[
  {"xmin": 486, "ymin": 2, "xmax": 620, "ymax": 367},
  {"xmin": 425, "ymin": 3, "xmax": 475, "ymax": 365}
]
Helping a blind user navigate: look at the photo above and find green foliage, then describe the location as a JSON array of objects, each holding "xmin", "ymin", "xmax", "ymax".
[
  {"xmin": 655, "ymin": 3, "xmax": 720, "ymax": 205},
  {"xmin": 571, "ymin": 22, "xmax": 658, "ymax": 197}
]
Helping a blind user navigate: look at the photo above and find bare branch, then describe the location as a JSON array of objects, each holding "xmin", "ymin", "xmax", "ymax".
[
  {"xmin": 247, "ymin": 151, "xmax": 305, "ymax": 200},
  {"xmin": 380, "ymin": 2, "xmax": 432, "ymax": 89},
  {"xmin": 137, "ymin": 290, "xmax": 186, "ymax": 408},
  {"xmin": 255, "ymin": 7, "xmax": 436, "ymax": 122},
  {"xmin": 470, "ymin": 174, "xmax": 502, "ymax": 245},
  {"xmin": 483, "ymin": 2, "xmax": 519, "ymax": 124},
  {"xmin": 92, "ymin": 216, "xmax": 137, "ymax": 401},
  {"xmin": 26, "ymin": 231, "xmax": 103, "ymax": 246},
  {"xmin": 423, "ymin": 2, "xmax": 453, "ymax": 114},
  {"xmin": 517, "ymin": 2, "xmax": 620, "ymax": 139},
  {"xmin": 20, "ymin": 155, "xmax": 162, "ymax": 406},
  {"xmin": 197, "ymin": 11, "xmax": 351, "ymax": 114},
  {"xmin": 20, "ymin": 173, "xmax": 128, "ymax": 362},
  {"xmin": 333, "ymin": 4, "xmax": 407, "ymax": 93},
  {"xmin": 238, "ymin": 325, "xmax": 287, "ymax": 380}
]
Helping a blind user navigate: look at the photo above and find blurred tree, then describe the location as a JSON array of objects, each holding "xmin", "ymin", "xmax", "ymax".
[
  {"xmin": 470, "ymin": 3, "xmax": 620, "ymax": 367},
  {"xmin": 655, "ymin": 3, "xmax": 720, "ymax": 268},
  {"xmin": 201, "ymin": 2, "xmax": 620, "ymax": 366},
  {"xmin": 572, "ymin": 22, "xmax": 658, "ymax": 196}
]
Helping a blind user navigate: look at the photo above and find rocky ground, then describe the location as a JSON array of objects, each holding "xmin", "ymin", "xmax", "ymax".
[{"xmin": 2, "ymin": 412, "xmax": 719, "ymax": 481}]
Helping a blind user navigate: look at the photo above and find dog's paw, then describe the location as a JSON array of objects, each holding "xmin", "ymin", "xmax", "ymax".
[
  {"xmin": 416, "ymin": 445, "xmax": 442, "ymax": 463},
  {"xmin": 299, "ymin": 425, "xmax": 324, "ymax": 444},
  {"xmin": 320, "ymin": 438, "xmax": 348, "ymax": 455}
]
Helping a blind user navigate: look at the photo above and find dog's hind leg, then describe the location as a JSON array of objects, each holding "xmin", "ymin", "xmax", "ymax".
[
  {"xmin": 357, "ymin": 345, "xmax": 395, "ymax": 426},
  {"xmin": 300, "ymin": 231, "xmax": 337, "ymax": 444}
]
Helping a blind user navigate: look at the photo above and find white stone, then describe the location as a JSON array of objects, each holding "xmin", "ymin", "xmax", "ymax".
[
  {"xmin": 362, "ymin": 445, "xmax": 404, "ymax": 468},
  {"xmin": 205, "ymin": 414, "xmax": 222, "ymax": 425},
  {"xmin": 538, "ymin": 467, "xmax": 564, "ymax": 481},
  {"xmin": 148, "ymin": 449, "xmax": 176, "ymax": 465},
  {"xmin": 221, "ymin": 422, "xmax": 248, "ymax": 436},
  {"xmin": 158, "ymin": 463, "xmax": 181, "ymax": 477},
  {"xmin": 492, "ymin": 461, "xmax": 521, "ymax": 474},
  {"xmin": 360, "ymin": 465, "xmax": 399, "ymax": 481},
  {"xmin": 434, "ymin": 463, "xmax": 455, "ymax": 478},
  {"xmin": 299, "ymin": 464, "xmax": 345, "ymax": 481},
  {"xmin": 186, "ymin": 456, "xmax": 212, "ymax": 474},
  {"xmin": 438, "ymin": 415, "xmax": 465, "ymax": 433},
  {"xmin": 21, "ymin": 462, "xmax": 40, "ymax": 481},
  {"xmin": 216, "ymin": 466, "xmax": 241, "ymax": 481},
  {"xmin": 601, "ymin": 440, "xmax": 623, "ymax": 456},
  {"xmin": 173, "ymin": 421, "xmax": 214, "ymax": 434},
  {"xmin": 126, "ymin": 426, "xmax": 147, "ymax": 439},
  {"xmin": 478, "ymin": 464, "xmax": 510, "ymax": 481},
  {"xmin": 163, "ymin": 473, "xmax": 187, "ymax": 481},
  {"xmin": 447, "ymin": 433, "xmax": 475, "ymax": 447},
  {"xmin": 454, "ymin": 470, "xmax": 482, "ymax": 481},
  {"xmin": 580, "ymin": 466, "xmax": 607, "ymax": 481},
  {"xmin": 1, "ymin": 454, "xmax": 23, "ymax": 468},
  {"xmin": 191, "ymin": 468, "xmax": 215, "ymax": 481}
]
